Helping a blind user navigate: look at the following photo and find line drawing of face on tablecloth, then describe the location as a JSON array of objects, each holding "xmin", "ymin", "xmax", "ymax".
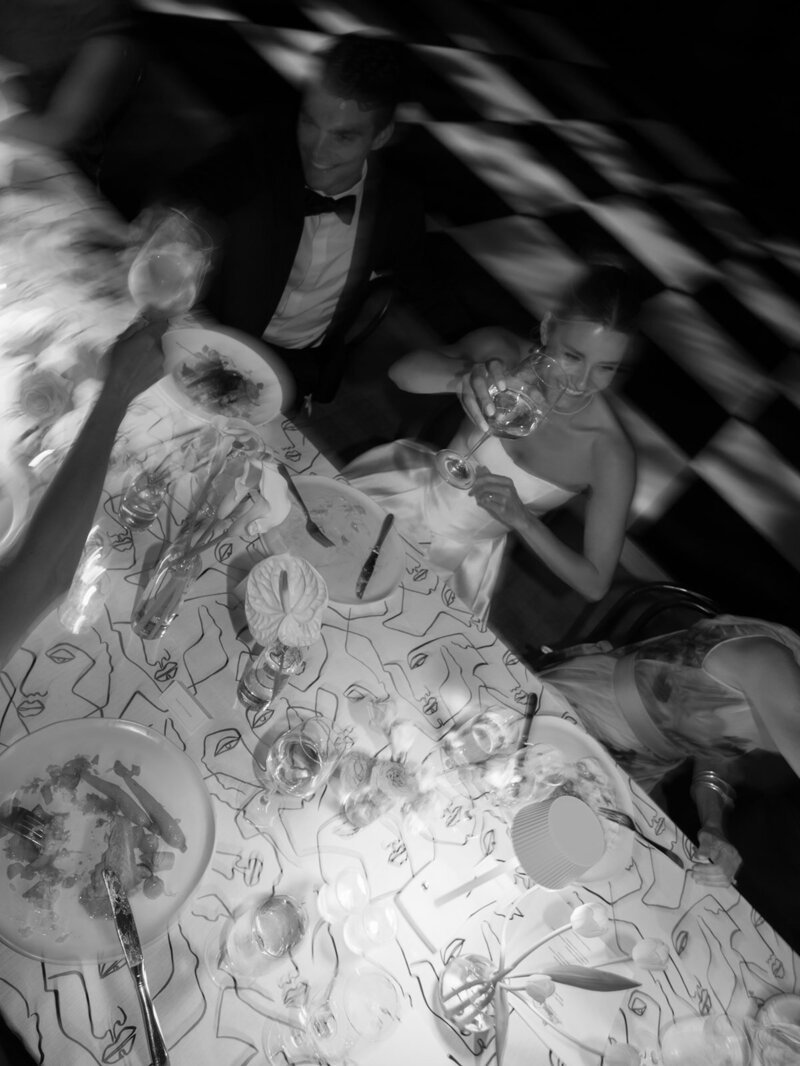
[{"xmin": 3, "ymin": 636, "xmax": 111, "ymax": 737}]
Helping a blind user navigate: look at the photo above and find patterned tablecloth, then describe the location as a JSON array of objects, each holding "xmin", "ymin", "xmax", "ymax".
[{"xmin": 1, "ymin": 141, "xmax": 798, "ymax": 1066}]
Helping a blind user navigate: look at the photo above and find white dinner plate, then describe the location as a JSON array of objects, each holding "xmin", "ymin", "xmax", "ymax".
[
  {"xmin": 269, "ymin": 476, "xmax": 404, "ymax": 606},
  {"xmin": 0, "ymin": 719, "xmax": 215, "ymax": 963},
  {"xmin": 525, "ymin": 715, "xmax": 634, "ymax": 884},
  {"xmin": 159, "ymin": 326, "xmax": 288, "ymax": 425}
]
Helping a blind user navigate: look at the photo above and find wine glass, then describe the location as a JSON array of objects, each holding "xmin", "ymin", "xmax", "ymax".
[
  {"xmin": 434, "ymin": 352, "xmax": 568, "ymax": 489},
  {"xmin": 262, "ymin": 968, "xmax": 403, "ymax": 1065},
  {"xmin": 437, "ymin": 954, "xmax": 496, "ymax": 1034},
  {"xmin": 204, "ymin": 893, "xmax": 307, "ymax": 988},
  {"xmin": 248, "ymin": 718, "xmax": 343, "ymax": 828},
  {"xmin": 127, "ymin": 207, "xmax": 213, "ymax": 318}
]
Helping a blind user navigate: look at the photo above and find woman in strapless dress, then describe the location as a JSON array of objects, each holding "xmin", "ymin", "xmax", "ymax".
[{"xmin": 344, "ymin": 263, "xmax": 642, "ymax": 625}]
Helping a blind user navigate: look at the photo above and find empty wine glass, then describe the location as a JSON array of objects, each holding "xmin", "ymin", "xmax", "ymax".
[
  {"xmin": 262, "ymin": 967, "xmax": 403, "ymax": 1065},
  {"xmin": 248, "ymin": 718, "xmax": 343, "ymax": 828},
  {"xmin": 205, "ymin": 893, "xmax": 307, "ymax": 988},
  {"xmin": 127, "ymin": 207, "xmax": 213, "ymax": 318},
  {"xmin": 437, "ymin": 954, "xmax": 496, "ymax": 1035},
  {"xmin": 434, "ymin": 352, "xmax": 568, "ymax": 489}
]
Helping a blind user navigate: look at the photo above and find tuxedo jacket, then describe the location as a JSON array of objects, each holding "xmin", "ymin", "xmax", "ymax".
[{"xmin": 176, "ymin": 116, "xmax": 426, "ymax": 362}]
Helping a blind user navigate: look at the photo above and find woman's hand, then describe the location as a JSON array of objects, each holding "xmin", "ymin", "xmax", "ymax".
[
  {"xmin": 468, "ymin": 466, "xmax": 529, "ymax": 529},
  {"xmin": 459, "ymin": 358, "xmax": 509, "ymax": 431},
  {"xmin": 690, "ymin": 828, "xmax": 742, "ymax": 887}
]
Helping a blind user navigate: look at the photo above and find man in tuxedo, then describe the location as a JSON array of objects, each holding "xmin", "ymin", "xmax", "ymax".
[{"xmin": 183, "ymin": 33, "xmax": 425, "ymax": 405}]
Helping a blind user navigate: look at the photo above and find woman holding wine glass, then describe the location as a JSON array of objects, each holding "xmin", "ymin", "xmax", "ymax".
[{"xmin": 343, "ymin": 263, "xmax": 642, "ymax": 625}]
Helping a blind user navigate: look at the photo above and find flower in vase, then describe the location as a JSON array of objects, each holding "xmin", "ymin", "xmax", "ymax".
[
  {"xmin": 570, "ymin": 903, "xmax": 611, "ymax": 938},
  {"xmin": 18, "ymin": 367, "xmax": 72, "ymax": 426},
  {"xmin": 631, "ymin": 937, "xmax": 669, "ymax": 971},
  {"xmin": 246, "ymin": 552, "xmax": 328, "ymax": 648}
]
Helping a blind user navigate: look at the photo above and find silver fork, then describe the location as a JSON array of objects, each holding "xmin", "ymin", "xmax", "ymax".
[
  {"xmin": 598, "ymin": 806, "xmax": 685, "ymax": 868},
  {"xmin": 276, "ymin": 463, "xmax": 335, "ymax": 548},
  {"xmin": 0, "ymin": 807, "xmax": 50, "ymax": 851}
]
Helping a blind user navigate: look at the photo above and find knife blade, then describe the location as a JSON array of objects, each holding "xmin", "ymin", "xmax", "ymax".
[
  {"xmin": 355, "ymin": 512, "xmax": 395, "ymax": 599},
  {"xmin": 103, "ymin": 868, "xmax": 170, "ymax": 1066}
]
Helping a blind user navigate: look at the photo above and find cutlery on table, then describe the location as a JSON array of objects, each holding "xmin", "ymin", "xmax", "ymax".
[
  {"xmin": 276, "ymin": 463, "xmax": 335, "ymax": 548},
  {"xmin": 598, "ymin": 807, "xmax": 685, "ymax": 868},
  {"xmin": 0, "ymin": 806, "xmax": 50, "ymax": 851},
  {"xmin": 103, "ymin": 868, "xmax": 170, "ymax": 1066},
  {"xmin": 355, "ymin": 512, "xmax": 395, "ymax": 599}
]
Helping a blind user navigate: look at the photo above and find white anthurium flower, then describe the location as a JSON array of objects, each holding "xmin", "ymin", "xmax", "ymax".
[
  {"xmin": 631, "ymin": 937, "xmax": 670, "ymax": 971},
  {"xmin": 246, "ymin": 552, "xmax": 328, "ymax": 648},
  {"xmin": 570, "ymin": 902, "xmax": 611, "ymax": 938},
  {"xmin": 525, "ymin": 976, "xmax": 556, "ymax": 1003}
]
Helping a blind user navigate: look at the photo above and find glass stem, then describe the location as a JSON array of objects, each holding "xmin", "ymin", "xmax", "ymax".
[{"xmin": 459, "ymin": 429, "xmax": 493, "ymax": 465}]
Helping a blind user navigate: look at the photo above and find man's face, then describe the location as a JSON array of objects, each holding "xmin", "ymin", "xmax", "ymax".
[{"xmin": 296, "ymin": 81, "xmax": 393, "ymax": 196}]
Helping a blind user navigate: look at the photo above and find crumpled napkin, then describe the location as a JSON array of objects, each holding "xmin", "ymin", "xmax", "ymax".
[
  {"xmin": 246, "ymin": 552, "xmax": 328, "ymax": 647},
  {"xmin": 215, "ymin": 459, "xmax": 291, "ymax": 531}
]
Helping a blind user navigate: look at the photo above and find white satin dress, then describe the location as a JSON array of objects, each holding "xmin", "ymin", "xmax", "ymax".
[{"xmin": 343, "ymin": 427, "xmax": 576, "ymax": 625}]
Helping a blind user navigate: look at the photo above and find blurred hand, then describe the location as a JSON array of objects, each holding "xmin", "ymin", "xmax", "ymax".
[
  {"xmin": 468, "ymin": 466, "xmax": 528, "ymax": 530},
  {"xmin": 690, "ymin": 828, "xmax": 742, "ymax": 887},
  {"xmin": 459, "ymin": 358, "xmax": 510, "ymax": 431},
  {"xmin": 101, "ymin": 318, "xmax": 166, "ymax": 406}
]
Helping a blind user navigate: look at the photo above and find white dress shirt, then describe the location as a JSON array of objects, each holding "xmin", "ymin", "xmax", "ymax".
[{"xmin": 263, "ymin": 168, "xmax": 366, "ymax": 350}]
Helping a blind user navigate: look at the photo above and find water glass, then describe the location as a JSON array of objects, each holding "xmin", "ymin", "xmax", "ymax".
[
  {"xmin": 438, "ymin": 954, "xmax": 495, "ymax": 1034},
  {"xmin": 660, "ymin": 1014, "xmax": 749, "ymax": 1066},
  {"xmin": 443, "ymin": 705, "xmax": 521, "ymax": 767},
  {"xmin": 342, "ymin": 900, "xmax": 398, "ymax": 955},
  {"xmin": 208, "ymin": 894, "xmax": 307, "ymax": 985},
  {"xmin": 317, "ymin": 868, "xmax": 370, "ymax": 924},
  {"xmin": 131, "ymin": 545, "xmax": 200, "ymax": 640},
  {"xmin": 58, "ymin": 525, "xmax": 111, "ymax": 633},
  {"xmin": 119, "ymin": 470, "xmax": 170, "ymax": 530},
  {"xmin": 237, "ymin": 639, "xmax": 305, "ymax": 715}
]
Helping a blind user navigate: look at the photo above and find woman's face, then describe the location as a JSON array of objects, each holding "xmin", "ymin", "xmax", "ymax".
[{"xmin": 545, "ymin": 318, "xmax": 630, "ymax": 411}]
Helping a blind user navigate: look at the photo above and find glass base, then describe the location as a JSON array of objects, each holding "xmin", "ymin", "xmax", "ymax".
[{"xmin": 434, "ymin": 449, "xmax": 476, "ymax": 489}]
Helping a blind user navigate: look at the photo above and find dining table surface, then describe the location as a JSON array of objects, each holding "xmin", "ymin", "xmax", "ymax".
[{"xmin": 1, "ymin": 136, "xmax": 799, "ymax": 1066}]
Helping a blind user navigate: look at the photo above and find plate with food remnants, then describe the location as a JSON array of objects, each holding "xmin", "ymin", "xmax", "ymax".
[
  {"xmin": 265, "ymin": 476, "xmax": 404, "ymax": 605},
  {"xmin": 0, "ymin": 719, "xmax": 215, "ymax": 963},
  {"xmin": 159, "ymin": 326, "xmax": 291, "ymax": 425},
  {"xmin": 519, "ymin": 715, "xmax": 636, "ymax": 884}
]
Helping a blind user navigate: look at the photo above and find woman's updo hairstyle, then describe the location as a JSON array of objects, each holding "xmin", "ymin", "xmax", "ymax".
[{"xmin": 555, "ymin": 257, "xmax": 642, "ymax": 335}]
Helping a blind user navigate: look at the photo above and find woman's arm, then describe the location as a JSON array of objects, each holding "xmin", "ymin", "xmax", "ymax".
[
  {"xmin": 0, "ymin": 320, "xmax": 164, "ymax": 666},
  {"xmin": 389, "ymin": 327, "xmax": 524, "ymax": 399},
  {"xmin": 0, "ymin": 35, "xmax": 140, "ymax": 151},
  {"xmin": 469, "ymin": 430, "xmax": 635, "ymax": 601}
]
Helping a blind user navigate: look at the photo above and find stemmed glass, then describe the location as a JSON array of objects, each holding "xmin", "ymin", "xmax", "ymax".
[
  {"xmin": 434, "ymin": 352, "xmax": 568, "ymax": 489},
  {"xmin": 262, "ymin": 968, "xmax": 403, "ymax": 1065},
  {"xmin": 204, "ymin": 893, "xmax": 307, "ymax": 989},
  {"xmin": 248, "ymin": 718, "xmax": 343, "ymax": 829},
  {"xmin": 127, "ymin": 207, "xmax": 213, "ymax": 318}
]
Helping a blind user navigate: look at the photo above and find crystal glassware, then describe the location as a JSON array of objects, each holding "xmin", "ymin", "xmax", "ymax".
[
  {"xmin": 119, "ymin": 469, "xmax": 170, "ymax": 530},
  {"xmin": 131, "ymin": 545, "xmax": 201, "ymax": 640},
  {"xmin": 248, "ymin": 718, "xmax": 342, "ymax": 828},
  {"xmin": 205, "ymin": 893, "xmax": 307, "ymax": 987},
  {"xmin": 127, "ymin": 208, "xmax": 213, "ymax": 318},
  {"xmin": 434, "ymin": 352, "xmax": 568, "ymax": 489},
  {"xmin": 342, "ymin": 900, "xmax": 398, "ymax": 955},
  {"xmin": 437, "ymin": 954, "xmax": 496, "ymax": 1035},
  {"xmin": 58, "ymin": 524, "xmax": 111, "ymax": 633},
  {"xmin": 317, "ymin": 867, "xmax": 370, "ymax": 924},
  {"xmin": 237, "ymin": 639, "xmax": 305, "ymax": 715},
  {"xmin": 262, "ymin": 968, "xmax": 403, "ymax": 1065},
  {"xmin": 442, "ymin": 705, "xmax": 522, "ymax": 768}
]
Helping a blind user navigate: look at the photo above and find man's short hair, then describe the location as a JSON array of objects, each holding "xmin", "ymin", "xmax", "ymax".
[{"xmin": 319, "ymin": 33, "xmax": 407, "ymax": 132}]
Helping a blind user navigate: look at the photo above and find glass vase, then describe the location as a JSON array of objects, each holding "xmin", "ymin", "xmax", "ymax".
[
  {"xmin": 131, "ymin": 545, "xmax": 200, "ymax": 640},
  {"xmin": 237, "ymin": 640, "xmax": 305, "ymax": 714}
]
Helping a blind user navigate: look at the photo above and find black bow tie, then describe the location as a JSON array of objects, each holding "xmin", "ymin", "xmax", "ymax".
[{"xmin": 303, "ymin": 188, "xmax": 357, "ymax": 225}]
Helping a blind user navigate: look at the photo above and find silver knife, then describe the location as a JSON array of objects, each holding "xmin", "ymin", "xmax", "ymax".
[
  {"xmin": 103, "ymin": 868, "xmax": 170, "ymax": 1066},
  {"xmin": 355, "ymin": 512, "xmax": 395, "ymax": 599}
]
